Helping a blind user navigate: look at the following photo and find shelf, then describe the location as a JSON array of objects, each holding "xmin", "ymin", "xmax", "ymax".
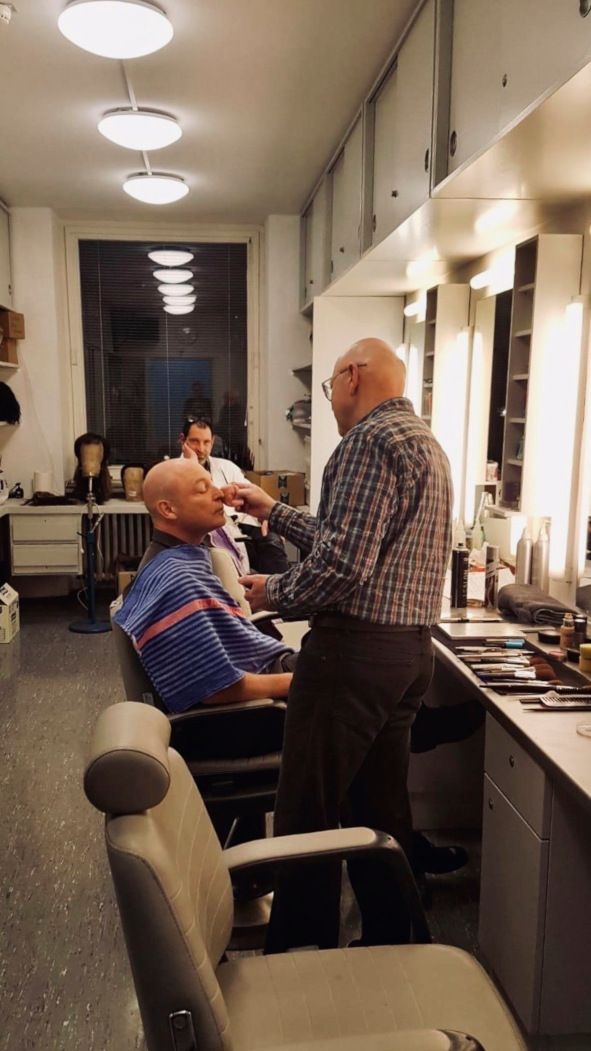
[
  {"xmin": 508, "ymin": 417, "xmax": 526, "ymax": 424},
  {"xmin": 517, "ymin": 283, "xmax": 535, "ymax": 293},
  {"xmin": 0, "ymin": 361, "xmax": 18, "ymax": 370},
  {"xmin": 292, "ymin": 364, "xmax": 312, "ymax": 375},
  {"xmin": 513, "ymin": 329, "xmax": 532, "ymax": 338},
  {"xmin": 506, "ymin": 459, "xmax": 524, "ymax": 467},
  {"xmin": 425, "ymin": 350, "xmax": 435, "ymax": 358},
  {"xmin": 512, "ymin": 373, "xmax": 529, "ymax": 381},
  {"xmin": 426, "ymin": 318, "xmax": 436, "ymax": 326},
  {"xmin": 292, "ymin": 420, "xmax": 311, "ymax": 432}
]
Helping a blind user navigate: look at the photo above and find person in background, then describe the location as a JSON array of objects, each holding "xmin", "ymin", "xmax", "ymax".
[
  {"xmin": 232, "ymin": 337, "xmax": 454, "ymax": 951},
  {"xmin": 180, "ymin": 416, "xmax": 289, "ymax": 574}
]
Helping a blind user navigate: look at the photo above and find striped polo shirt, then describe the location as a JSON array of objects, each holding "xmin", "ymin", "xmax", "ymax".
[
  {"xmin": 114, "ymin": 545, "xmax": 286, "ymax": 712},
  {"xmin": 266, "ymin": 397, "xmax": 453, "ymax": 625}
]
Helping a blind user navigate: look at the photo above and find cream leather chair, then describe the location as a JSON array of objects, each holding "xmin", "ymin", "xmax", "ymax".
[{"xmin": 84, "ymin": 703, "xmax": 527, "ymax": 1051}]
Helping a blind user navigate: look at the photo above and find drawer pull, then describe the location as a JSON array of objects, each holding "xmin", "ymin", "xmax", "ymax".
[
  {"xmin": 488, "ymin": 798, "xmax": 494, "ymax": 810},
  {"xmin": 509, "ymin": 755, "xmax": 515, "ymax": 768}
]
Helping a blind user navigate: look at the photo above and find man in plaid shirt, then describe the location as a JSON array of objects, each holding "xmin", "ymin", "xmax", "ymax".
[{"xmin": 236, "ymin": 337, "xmax": 453, "ymax": 950}]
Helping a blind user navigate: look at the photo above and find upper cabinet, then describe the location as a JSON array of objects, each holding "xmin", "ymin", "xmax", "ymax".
[
  {"xmin": 300, "ymin": 178, "xmax": 331, "ymax": 309},
  {"xmin": 370, "ymin": 0, "xmax": 435, "ymax": 244},
  {"xmin": 447, "ymin": 0, "xmax": 591, "ymax": 175},
  {"xmin": 0, "ymin": 208, "xmax": 12, "ymax": 309},
  {"xmin": 329, "ymin": 114, "xmax": 363, "ymax": 282}
]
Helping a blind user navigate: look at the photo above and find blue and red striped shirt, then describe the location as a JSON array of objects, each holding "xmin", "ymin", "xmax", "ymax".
[{"xmin": 114, "ymin": 545, "xmax": 286, "ymax": 712}]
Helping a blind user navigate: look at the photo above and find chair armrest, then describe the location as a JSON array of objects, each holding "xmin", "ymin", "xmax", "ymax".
[
  {"xmin": 261, "ymin": 1032, "xmax": 485, "ymax": 1051},
  {"xmin": 223, "ymin": 826, "xmax": 430, "ymax": 943},
  {"xmin": 168, "ymin": 697, "xmax": 286, "ymax": 726}
]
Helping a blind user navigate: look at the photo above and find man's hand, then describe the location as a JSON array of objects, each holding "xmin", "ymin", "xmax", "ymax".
[
  {"xmin": 181, "ymin": 441, "xmax": 198, "ymax": 460},
  {"xmin": 229, "ymin": 482, "xmax": 276, "ymax": 522},
  {"xmin": 239, "ymin": 573, "xmax": 272, "ymax": 613}
]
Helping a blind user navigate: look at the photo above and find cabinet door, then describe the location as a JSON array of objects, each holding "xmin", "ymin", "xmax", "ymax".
[
  {"xmin": 301, "ymin": 180, "xmax": 330, "ymax": 305},
  {"xmin": 330, "ymin": 116, "xmax": 363, "ymax": 281},
  {"xmin": 479, "ymin": 775, "xmax": 549, "ymax": 1033},
  {"xmin": 448, "ymin": 0, "xmax": 502, "ymax": 172},
  {"xmin": 372, "ymin": 0, "xmax": 434, "ymax": 243},
  {"xmin": 499, "ymin": 0, "xmax": 591, "ymax": 134},
  {"xmin": 0, "ymin": 208, "xmax": 11, "ymax": 309}
]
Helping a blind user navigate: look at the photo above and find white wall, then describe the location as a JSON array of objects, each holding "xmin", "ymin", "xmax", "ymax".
[
  {"xmin": 260, "ymin": 215, "xmax": 310, "ymax": 472},
  {"xmin": 0, "ymin": 208, "xmax": 67, "ymax": 497}
]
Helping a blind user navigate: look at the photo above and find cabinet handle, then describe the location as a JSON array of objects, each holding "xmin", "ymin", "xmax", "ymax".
[
  {"xmin": 309, "ymin": 278, "xmax": 314, "ymax": 285},
  {"xmin": 580, "ymin": 0, "xmax": 590, "ymax": 17},
  {"xmin": 424, "ymin": 148, "xmax": 430, "ymax": 173},
  {"xmin": 449, "ymin": 130, "xmax": 458, "ymax": 158},
  {"xmin": 339, "ymin": 246, "xmax": 345, "ymax": 253},
  {"xmin": 502, "ymin": 73, "xmax": 508, "ymax": 88},
  {"xmin": 488, "ymin": 798, "xmax": 494, "ymax": 810},
  {"xmin": 509, "ymin": 755, "xmax": 515, "ymax": 768},
  {"xmin": 330, "ymin": 260, "xmax": 334, "ymax": 274},
  {"xmin": 390, "ymin": 189, "xmax": 399, "ymax": 198},
  {"xmin": 372, "ymin": 214, "xmax": 377, "ymax": 233}
]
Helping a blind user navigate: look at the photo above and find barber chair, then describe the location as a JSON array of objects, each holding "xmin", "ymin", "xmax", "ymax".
[{"xmin": 84, "ymin": 702, "xmax": 527, "ymax": 1051}]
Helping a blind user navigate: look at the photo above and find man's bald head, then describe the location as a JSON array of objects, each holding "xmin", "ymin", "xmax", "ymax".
[
  {"xmin": 329, "ymin": 338, "xmax": 406, "ymax": 435},
  {"xmin": 143, "ymin": 457, "xmax": 226, "ymax": 543}
]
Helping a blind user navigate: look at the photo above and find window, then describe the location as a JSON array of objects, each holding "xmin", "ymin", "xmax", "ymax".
[{"xmin": 78, "ymin": 239, "xmax": 249, "ymax": 467}]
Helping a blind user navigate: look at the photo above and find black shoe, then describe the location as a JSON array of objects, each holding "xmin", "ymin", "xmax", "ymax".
[
  {"xmin": 413, "ymin": 831, "xmax": 468, "ymax": 875},
  {"xmin": 411, "ymin": 701, "xmax": 485, "ymax": 753}
]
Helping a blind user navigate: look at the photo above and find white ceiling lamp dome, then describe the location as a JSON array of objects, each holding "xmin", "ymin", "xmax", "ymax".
[
  {"xmin": 98, "ymin": 108, "xmax": 181, "ymax": 151},
  {"xmin": 157, "ymin": 283, "xmax": 194, "ymax": 296},
  {"xmin": 153, "ymin": 268, "xmax": 192, "ymax": 283},
  {"xmin": 123, "ymin": 172, "xmax": 188, "ymax": 205},
  {"xmin": 163, "ymin": 295, "xmax": 196, "ymax": 306},
  {"xmin": 164, "ymin": 304, "xmax": 194, "ymax": 315},
  {"xmin": 148, "ymin": 249, "xmax": 194, "ymax": 267},
  {"xmin": 58, "ymin": 0, "xmax": 173, "ymax": 59}
]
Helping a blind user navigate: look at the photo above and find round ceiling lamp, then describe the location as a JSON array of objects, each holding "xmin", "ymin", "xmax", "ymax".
[
  {"xmin": 148, "ymin": 249, "xmax": 194, "ymax": 267},
  {"xmin": 98, "ymin": 108, "xmax": 181, "ymax": 151},
  {"xmin": 123, "ymin": 172, "xmax": 188, "ymax": 205},
  {"xmin": 163, "ymin": 295, "xmax": 196, "ymax": 306},
  {"xmin": 157, "ymin": 283, "xmax": 194, "ymax": 296},
  {"xmin": 164, "ymin": 304, "xmax": 194, "ymax": 315},
  {"xmin": 153, "ymin": 268, "xmax": 193, "ymax": 283},
  {"xmin": 58, "ymin": 0, "xmax": 173, "ymax": 59}
]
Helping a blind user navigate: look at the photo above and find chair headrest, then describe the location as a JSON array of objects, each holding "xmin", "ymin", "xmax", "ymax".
[{"xmin": 84, "ymin": 702, "xmax": 171, "ymax": 814}]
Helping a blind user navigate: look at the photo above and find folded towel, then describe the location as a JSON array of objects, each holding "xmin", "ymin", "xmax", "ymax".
[{"xmin": 497, "ymin": 584, "xmax": 577, "ymax": 626}]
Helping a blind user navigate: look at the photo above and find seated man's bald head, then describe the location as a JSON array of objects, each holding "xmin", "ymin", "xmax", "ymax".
[
  {"xmin": 143, "ymin": 458, "xmax": 190, "ymax": 517},
  {"xmin": 143, "ymin": 457, "xmax": 226, "ymax": 544}
]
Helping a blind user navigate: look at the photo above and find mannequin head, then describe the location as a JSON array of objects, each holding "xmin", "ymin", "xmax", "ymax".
[
  {"xmin": 73, "ymin": 432, "xmax": 112, "ymax": 504},
  {"xmin": 121, "ymin": 463, "xmax": 145, "ymax": 502}
]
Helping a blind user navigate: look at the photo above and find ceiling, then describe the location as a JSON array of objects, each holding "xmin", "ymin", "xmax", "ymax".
[{"xmin": 0, "ymin": 0, "xmax": 418, "ymax": 224}]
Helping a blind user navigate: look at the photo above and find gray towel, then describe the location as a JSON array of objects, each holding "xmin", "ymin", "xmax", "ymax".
[{"xmin": 497, "ymin": 583, "xmax": 577, "ymax": 626}]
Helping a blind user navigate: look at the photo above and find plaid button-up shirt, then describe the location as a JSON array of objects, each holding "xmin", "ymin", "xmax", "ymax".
[{"xmin": 265, "ymin": 397, "xmax": 452, "ymax": 625}]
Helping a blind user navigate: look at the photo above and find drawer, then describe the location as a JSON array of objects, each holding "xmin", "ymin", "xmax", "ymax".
[
  {"xmin": 11, "ymin": 542, "xmax": 81, "ymax": 574},
  {"xmin": 11, "ymin": 514, "xmax": 80, "ymax": 542},
  {"xmin": 484, "ymin": 714, "xmax": 552, "ymax": 837},
  {"xmin": 479, "ymin": 774, "xmax": 549, "ymax": 1033}
]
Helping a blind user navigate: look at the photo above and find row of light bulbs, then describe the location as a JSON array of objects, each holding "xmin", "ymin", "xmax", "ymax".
[
  {"xmin": 150, "ymin": 248, "xmax": 196, "ymax": 315},
  {"xmin": 58, "ymin": 1, "xmax": 188, "ymax": 205}
]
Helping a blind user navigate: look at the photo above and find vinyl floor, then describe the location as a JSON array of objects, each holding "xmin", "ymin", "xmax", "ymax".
[{"xmin": 0, "ymin": 595, "xmax": 482, "ymax": 1051}]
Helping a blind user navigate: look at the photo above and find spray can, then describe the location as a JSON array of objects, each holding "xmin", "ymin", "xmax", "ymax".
[
  {"xmin": 450, "ymin": 545, "xmax": 469, "ymax": 608},
  {"xmin": 515, "ymin": 527, "xmax": 533, "ymax": 585},
  {"xmin": 531, "ymin": 520, "xmax": 550, "ymax": 593},
  {"xmin": 485, "ymin": 543, "xmax": 499, "ymax": 609}
]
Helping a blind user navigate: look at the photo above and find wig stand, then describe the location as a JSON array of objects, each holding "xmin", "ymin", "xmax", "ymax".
[{"xmin": 69, "ymin": 478, "xmax": 111, "ymax": 634}]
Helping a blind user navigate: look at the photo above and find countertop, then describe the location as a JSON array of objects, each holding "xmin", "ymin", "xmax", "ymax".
[{"xmin": 0, "ymin": 498, "xmax": 148, "ymax": 516}]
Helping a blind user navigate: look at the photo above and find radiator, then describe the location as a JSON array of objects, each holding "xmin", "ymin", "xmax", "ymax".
[{"xmin": 95, "ymin": 513, "xmax": 152, "ymax": 581}]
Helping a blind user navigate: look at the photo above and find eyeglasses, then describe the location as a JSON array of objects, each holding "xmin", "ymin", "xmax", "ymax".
[{"xmin": 321, "ymin": 363, "xmax": 367, "ymax": 401}]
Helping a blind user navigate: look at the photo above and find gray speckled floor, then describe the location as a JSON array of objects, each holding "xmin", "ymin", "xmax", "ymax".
[
  {"xmin": 0, "ymin": 596, "xmax": 145, "ymax": 1051},
  {"xmin": 0, "ymin": 596, "xmax": 482, "ymax": 1051}
]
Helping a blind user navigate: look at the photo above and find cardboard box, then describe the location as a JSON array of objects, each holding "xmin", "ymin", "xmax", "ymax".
[
  {"xmin": 0, "ymin": 583, "xmax": 19, "ymax": 643},
  {"xmin": 0, "ymin": 310, "xmax": 25, "ymax": 340},
  {"xmin": 0, "ymin": 337, "xmax": 18, "ymax": 365},
  {"xmin": 118, "ymin": 570, "xmax": 137, "ymax": 595},
  {"xmin": 246, "ymin": 470, "xmax": 306, "ymax": 506}
]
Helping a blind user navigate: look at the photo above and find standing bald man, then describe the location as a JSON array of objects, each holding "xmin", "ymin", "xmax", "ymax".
[{"xmin": 235, "ymin": 338, "xmax": 453, "ymax": 951}]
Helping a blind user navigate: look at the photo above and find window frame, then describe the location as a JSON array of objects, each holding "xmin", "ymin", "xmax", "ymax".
[{"xmin": 63, "ymin": 220, "xmax": 262, "ymax": 475}]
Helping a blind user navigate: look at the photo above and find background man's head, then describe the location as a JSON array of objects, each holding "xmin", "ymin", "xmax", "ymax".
[
  {"xmin": 180, "ymin": 417, "xmax": 214, "ymax": 464},
  {"xmin": 143, "ymin": 458, "xmax": 225, "ymax": 544},
  {"xmin": 326, "ymin": 337, "xmax": 407, "ymax": 436}
]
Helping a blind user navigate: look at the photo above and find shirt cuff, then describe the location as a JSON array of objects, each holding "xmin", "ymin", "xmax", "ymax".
[
  {"xmin": 268, "ymin": 501, "xmax": 298, "ymax": 532},
  {"xmin": 264, "ymin": 574, "xmax": 282, "ymax": 610}
]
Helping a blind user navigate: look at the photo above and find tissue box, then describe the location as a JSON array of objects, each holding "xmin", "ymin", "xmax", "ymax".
[{"xmin": 0, "ymin": 583, "xmax": 19, "ymax": 643}]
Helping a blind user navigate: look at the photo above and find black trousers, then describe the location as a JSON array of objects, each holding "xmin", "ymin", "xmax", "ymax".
[{"xmin": 266, "ymin": 617, "xmax": 434, "ymax": 952}]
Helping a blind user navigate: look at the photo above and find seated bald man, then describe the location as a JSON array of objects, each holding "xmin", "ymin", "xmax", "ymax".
[{"xmin": 113, "ymin": 457, "xmax": 295, "ymax": 713}]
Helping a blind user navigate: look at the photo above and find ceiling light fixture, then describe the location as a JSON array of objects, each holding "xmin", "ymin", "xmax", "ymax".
[
  {"xmin": 98, "ymin": 108, "xmax": 181, "ymax": 151},
  {"xmin": 164, "ymin": 304, "xmax": 194, "ymax": 315},
  {"xmin": 470, "ymin": 270, "xmax": 492, "ymax": 290},
  {"xmin": 153, "ymin": 268, "xmax": 192, "ymax": 283},
  {"xmin": 123, "ymin": 171, "xmax": 188, "ymax": 204},
  {"xmin": 148, "ymin": 249, "xmax": 194, "ymax": 267},
  {"xmin": 163, "ymin": 295, "xmax": 196, "ymax": 306},
  {"xmin": 157, "ymin": 283, "xmax": 194, "ymax": 296},
  {"xmin": 58, "ymin": 0, "xmax": 173, "ymax": 59}
]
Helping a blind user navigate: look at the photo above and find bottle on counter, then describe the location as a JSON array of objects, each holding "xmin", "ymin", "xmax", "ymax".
[
  {"xmin": 484, "ymin": 543, "xmax": 499, "ymax": 609},
  {"xmin": 515, "ymin": 526, "xmax": 533, "ymax": 585},
  {"xmin": 452, "ymin": 518, "xmax": 467, "ymax": 548},
  {"xmin": 450, "ymin": 544, "xmax": 469, "ymax": 608},
  {"xmin": 559, "ymin": 612, "xmax": 575, "ymax": 652},
  {"xmin": 573, "ymin": 615, "xmax": 588, "ymax": 650},
  {"xmin": 531, "ymin": 520, "xmax": 550, "ymax": 593}
]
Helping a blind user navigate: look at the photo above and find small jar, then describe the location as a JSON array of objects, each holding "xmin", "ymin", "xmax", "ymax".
[{"xmin": 579, "ymin": 643, "xmax": 591, "ymax": 675}]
